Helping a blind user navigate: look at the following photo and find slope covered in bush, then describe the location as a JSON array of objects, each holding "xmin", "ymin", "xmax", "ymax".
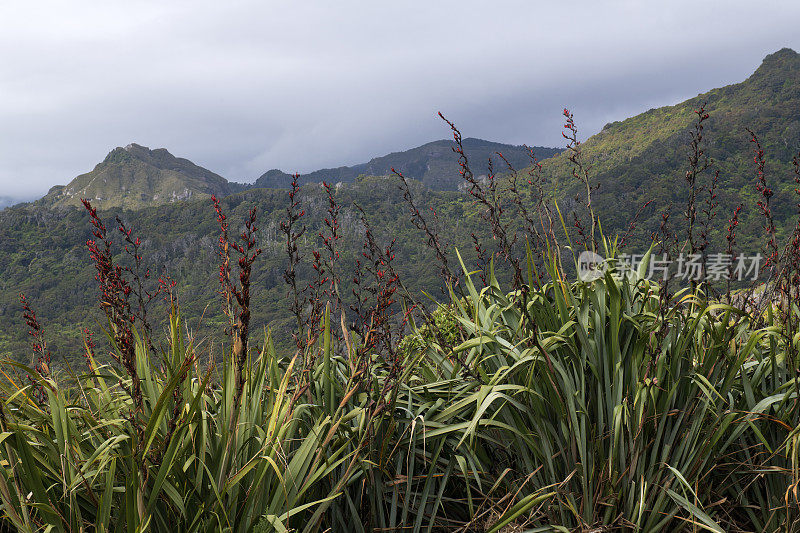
[{"xmin": 3, "ymin": 237, "xmax": 800, "ymax": 531}]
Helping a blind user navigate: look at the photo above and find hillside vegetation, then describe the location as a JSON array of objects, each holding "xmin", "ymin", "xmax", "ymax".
[
  {"xmin": 2, "ymin": 48, "xmax": 800, "ymax": 532},
  {"xmin": 543, "ymin": 48, "xmax": 800, "ymax": 249},
  {"xmin": 41, "ymin": 144, "xmax": 236, "ymax": 210},
  {"xmin": 2, "ymin": 219, "xmax": 800, "ymax": 531}
]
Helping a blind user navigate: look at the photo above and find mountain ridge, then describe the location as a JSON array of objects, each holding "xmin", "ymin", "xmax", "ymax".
[
  {"xmin": 540, "ymin": 47, "xmax": 800, "ymax": 244},
  {"xmin": 37, "ymin": 138, "xmax": 563, "ymax": 209},
  {"xmin": 41, "ymin": 143, "xmax": 234, "ymax": 209},
  {"xmin": 253, "ymin": 138, "xmax": 563, "ymax": 190}
]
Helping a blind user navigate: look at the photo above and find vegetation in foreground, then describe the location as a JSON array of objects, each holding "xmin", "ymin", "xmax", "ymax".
[{"xmin": 1, "ymin": 103, "xmax": 800, "ymax": 532}]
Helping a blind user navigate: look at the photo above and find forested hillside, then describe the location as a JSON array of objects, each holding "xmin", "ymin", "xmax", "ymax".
[
  {"xmin": 3, "ymin": 49, "xmax": 800, "ymax": 364},
  {"xmin": 1, "ymin": 179, "xmax": 488, "ymax": 360},
  {"xmin": 543, "ymin": 47, "xmax": 800, "ymax": 251}
]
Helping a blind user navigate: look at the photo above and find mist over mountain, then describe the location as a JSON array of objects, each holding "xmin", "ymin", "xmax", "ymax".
[{"xmin": 0, "ymin": 197, "xmax": 17, "ymax": 210}]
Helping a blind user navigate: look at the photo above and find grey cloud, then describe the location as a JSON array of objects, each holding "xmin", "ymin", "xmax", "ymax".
[{"xmin": 1, "ymin": 0, "xmax": 799, "ymax": 200}]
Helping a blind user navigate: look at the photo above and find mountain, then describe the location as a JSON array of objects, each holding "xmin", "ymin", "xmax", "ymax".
[
  {"xmin": 40, "ymin": 143, "xmax": 234, "ymax": 209},
  {"xmin": 253, "ymin": 138, "xmax": 563, "ymax": 190},
  {"xmin": 543, "ymin": 47, "xmax": 800, "ymax": 248},
  {"xmin": 4, "ymin": 49, "xmax": 800, "ymax": 363},
  {"xmin": 37, "ymin": 139, "xmax": 561, "ymax": 211}
]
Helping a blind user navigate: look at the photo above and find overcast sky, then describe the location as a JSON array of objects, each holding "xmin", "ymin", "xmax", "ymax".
[{"xmin": 1, "ymin": 0, "xmax": 799, "ymax": 200}]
